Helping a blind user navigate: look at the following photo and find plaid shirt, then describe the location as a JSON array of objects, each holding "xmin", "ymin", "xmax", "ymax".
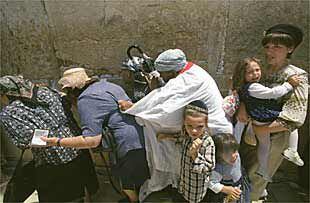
[{"xmin": 178, "ymin": 132, "xmax": 215, "ymax": 203}]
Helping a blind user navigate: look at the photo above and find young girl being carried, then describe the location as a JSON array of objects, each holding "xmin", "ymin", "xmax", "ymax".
[{"xmin": 224, "ymin": 57, "xmax": 303, "ymax": 182}]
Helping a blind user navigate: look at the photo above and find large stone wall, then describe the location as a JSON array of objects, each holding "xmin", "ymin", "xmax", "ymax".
[{"xmin": 1, "ymin": 0, "xmax": 308, "ymax": 92}]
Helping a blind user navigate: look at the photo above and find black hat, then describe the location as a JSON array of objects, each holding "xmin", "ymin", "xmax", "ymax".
[
  {"xmin": 186, "ymin": 100, "xmax": 208, "ymax": 114},
  {"xmin": 264, "ymin": 24, "xmax": 303, "ymax": 48}
]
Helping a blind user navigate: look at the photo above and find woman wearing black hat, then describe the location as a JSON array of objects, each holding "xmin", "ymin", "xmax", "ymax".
[{"xmin": 238, "ymin": 24, "xmax": 308, "ymax": 201}]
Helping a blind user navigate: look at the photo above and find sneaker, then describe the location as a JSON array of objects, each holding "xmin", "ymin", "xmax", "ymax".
[
  {"xmin": 282, "ymin": 148, "xmax": 304, "ymax": 166},
  {"xmin": 251, "ymin": 200, "xmax": 264, "ymax": 203},
  {"xmin": 261, "ymin": 189, "xmax": 268, "ymax": 197},
  {"xmin": 259, "ymin": 189, "xmax": 268, "ymax": 201},
  {"xmin": 118, "ymin": 197, "xmax": 130, "ymax": 203}
]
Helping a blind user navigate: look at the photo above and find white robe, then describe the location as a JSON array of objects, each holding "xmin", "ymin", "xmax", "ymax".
[{"xmin": 125, "ymin": 64, "xmax": 233, "ymax": 201}]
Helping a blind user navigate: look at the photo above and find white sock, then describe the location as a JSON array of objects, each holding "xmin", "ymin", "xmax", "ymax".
[{"xmin": 289, "ymin": 129, "xmax": 299, "ymax": 152}]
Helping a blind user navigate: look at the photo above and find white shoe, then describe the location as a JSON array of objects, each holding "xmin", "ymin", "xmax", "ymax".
[
  {"xmin": 261, "ymin": 189, "xmax": 268, "ymax": 197},
  {"xmin": 282, "ymin": 148, "xmax": 304, "ymax": 166},
  {"xmin": 251, "ymin": 200, "xmax": 263, "ymax": 203}
]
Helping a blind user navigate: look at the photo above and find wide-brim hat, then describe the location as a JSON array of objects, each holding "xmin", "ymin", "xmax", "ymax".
[
  {"xmin": 264, "ymin": 24, "xmax": 303, "ymax": 48},
  {"xmin": 58, "ymin": 68, "xmax": 91, "ymax": 89}
]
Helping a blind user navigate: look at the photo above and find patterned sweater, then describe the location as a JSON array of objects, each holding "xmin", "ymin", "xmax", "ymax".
[
  {"xmin": 0, "ymin": 87, "xmax": 81, "ymax": 166},
  {"xmin": 262, "ymin": 64, "xmax": 308, "ymax": 131}
]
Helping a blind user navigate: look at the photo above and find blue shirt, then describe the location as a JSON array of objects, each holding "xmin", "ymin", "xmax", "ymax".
[
  {"xmin": 239, "ymin": 83, "xmax": 285, "ymax": 122},
  {"xmin": 78, "ymin": 79, "xmax": 144, "ymax": 158},
  {"xmin": 208, "ymin": 155, "xmax": 242, "ymax": 193}
]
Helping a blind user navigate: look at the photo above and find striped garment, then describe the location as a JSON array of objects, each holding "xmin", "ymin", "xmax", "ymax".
[{"xmin": 178, "ymin": 132, "xmax": 215, "ymax": 203}]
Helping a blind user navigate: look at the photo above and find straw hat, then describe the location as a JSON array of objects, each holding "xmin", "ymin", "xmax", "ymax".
[{"xmin": 58, "ymin": 68, "xmax": 91, "ymax": 89}]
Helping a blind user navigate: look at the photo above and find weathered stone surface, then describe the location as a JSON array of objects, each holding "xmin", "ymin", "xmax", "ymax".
[
  {"xmin": 0, "ymin": 0, "xmax": 59, "ymax": 79},
  {"xmin": 1, "ymin": 0, "xmax": 230, "ymax": 79},
  {"xmin": 225, "ymin": 0, "xmax": 309, "ymax": 73},
  {"xmin": 2, "ymin": 0, "xmax": 308, "ymax": 87}
]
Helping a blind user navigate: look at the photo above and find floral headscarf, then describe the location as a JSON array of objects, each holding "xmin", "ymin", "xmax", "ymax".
[{"xmin": 0, "ymin": 75, "xmax": 35, "ymax": 99}]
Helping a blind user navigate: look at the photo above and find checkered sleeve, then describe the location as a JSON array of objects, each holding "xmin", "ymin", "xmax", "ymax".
[
  {"xmin": 278, "ymin": 73, "xmax": 308, "ymax": 131},
  {"xmin": 192, "ymin": 136, "xmax": 216, "ymax": 174}
]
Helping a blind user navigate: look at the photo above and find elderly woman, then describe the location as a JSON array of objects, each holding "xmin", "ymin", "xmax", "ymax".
[
  {"xmin": 41, "ymin": 67, "xmax": 150, "ymax": 202},
  {"xmin": 0, "ymin": 75, "xmax": 98, "ymax": 202},
  {"xmin": 239, "ymin": 24, "xmax": 308, "ymax": 201}
]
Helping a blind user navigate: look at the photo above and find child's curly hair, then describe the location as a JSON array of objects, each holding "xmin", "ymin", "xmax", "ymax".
[{"xmin": 232, "ymin": 57, "xmax": 262, "ymax": 92}]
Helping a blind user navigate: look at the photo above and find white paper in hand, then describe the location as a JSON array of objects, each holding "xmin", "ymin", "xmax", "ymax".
[{"xmin": 31, "ymin": 129, "xmax": 48, "ymax": 147}]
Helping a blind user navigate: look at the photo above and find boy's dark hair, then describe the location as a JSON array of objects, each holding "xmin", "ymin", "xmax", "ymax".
[
  {"xmin": 262, "ymin": 33, "xmax": 295, "ymax": 58},
  {"xmin": 262, "ymin": 24, "xmax": 303, "ymax": 59},
  {"xmin": 212, "ymin": 133, "xmax": 239, "ymax": 163},
  {"xmin": 232, "ymin": 57, "xmax": 261, "ymax": 92}
]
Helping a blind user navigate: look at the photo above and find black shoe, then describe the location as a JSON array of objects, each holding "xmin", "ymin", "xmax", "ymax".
[
  {"xmin": 255, "ymin": 171, "xmax": 273, "ymax": 182},
  {"xmin": 118, "ymin": 196, "xmax": 130, "ymax": 203}
]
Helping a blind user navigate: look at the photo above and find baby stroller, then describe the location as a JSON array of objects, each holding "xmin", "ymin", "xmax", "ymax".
[{"xmin": 121, "ymin": 45, "xmax": 164, "ymax": 102}]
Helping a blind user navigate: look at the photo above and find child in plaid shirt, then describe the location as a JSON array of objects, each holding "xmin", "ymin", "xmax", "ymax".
[{"xmin": 178, "ymin": 100, "xmax": 216, "ymax": 203}]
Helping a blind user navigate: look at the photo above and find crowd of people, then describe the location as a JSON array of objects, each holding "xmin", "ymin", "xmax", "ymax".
[{"xmin": 0, "ymin": 24, "xmax": 308, "ymax": 203}]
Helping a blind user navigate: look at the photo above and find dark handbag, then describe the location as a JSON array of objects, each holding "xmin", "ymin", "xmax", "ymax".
[{"xmin": 3, "ymin": 149, "xmax": 36, "ymax": 203}]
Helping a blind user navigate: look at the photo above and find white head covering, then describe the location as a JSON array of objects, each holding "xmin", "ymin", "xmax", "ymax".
[{"xmin": 154, "ymin": 49, "xmax": 187, "ymax": 72}]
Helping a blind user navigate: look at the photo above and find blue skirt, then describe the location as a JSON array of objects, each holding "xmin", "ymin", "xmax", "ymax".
[{"xmin": 111, "ymin": 149, "xmax": 150, "ymax": 190}]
